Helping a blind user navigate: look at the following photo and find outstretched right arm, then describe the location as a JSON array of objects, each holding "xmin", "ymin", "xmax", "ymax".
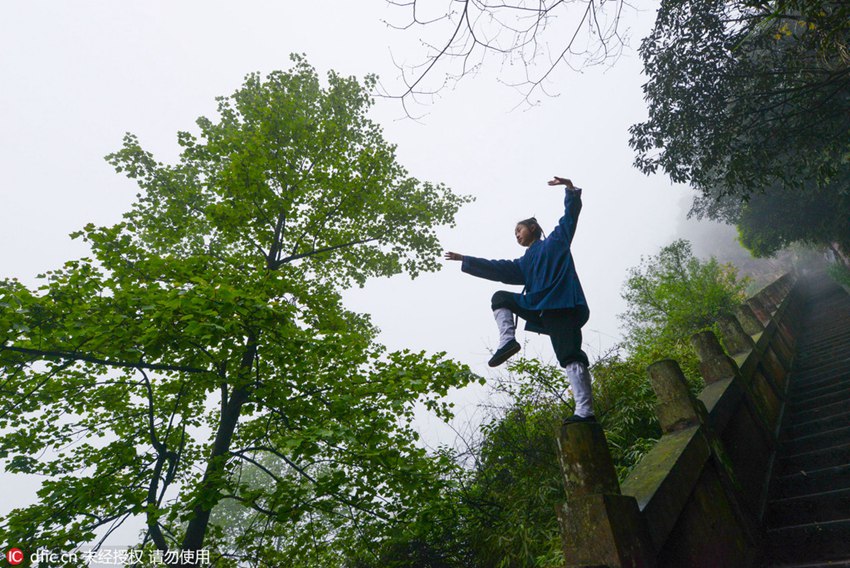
[{"xmin": 445, "ymin": 251, "xmax": 525, "ymax": 285}]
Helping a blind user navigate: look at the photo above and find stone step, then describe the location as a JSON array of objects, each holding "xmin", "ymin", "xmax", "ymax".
[
  {"xmin": 789, "ymin": 397, "xmax": 850, "ymax": 425},
  {"xmin": 781, "ymin": 425, "xmax": 850, "ymax": 456},
  {"xmin": 774, "ymin": 464, "xmax": 850, "ymax": 500},
  {"xmin": 795, "ymin": 340, "xmax": 850, "ymax": 360},
  {"xmin": 792, "ymin": 365, "xmax": 850, "ymax": 384},
  {"xmin": 797, "ymin": 321, "xmax": 850, "ymax": 336},
  {"xmin": 792, "ymin": 364, "xmax": 850, "ymax": 385},
  {"xmin": 779, "ymin": 441, "xmax": 850, "ymax": 475},
  {"xmin": 791, "ymin": 382, "xmax": 850, "ymax": 407},
  {"xmin": 794, "ymin": 364, "xmax": 850, "ymax": 382},
  {"xmin": 765, "ymin": 518, "xmax": 850, "ymax": 564},
  {"xmin": 767, "ymin": 487, "xmax": 850, "ymax": 527},
  {"xmin": 790, "ymin": 378, "xmax": 849, "ymax": 403},
  {"xmin": 765, "ymin": 561, "xmax": 850, "ymax": 568},
  {"xmin": 795, "ymin": 360, "xmax": 850, "ymax": 377},
  {"xmin": 771, "ymin": 464, "xmax": 850, "ymax": 499},
  {"xmin": 784, "ymin": 412, "xmax": 850, "ymax": 439},
  {"xmin": 796, "ymin": 328, "xmax": 850, "ymax": 344},
  {"xmin": 799, "ymin": 314, "xmax": 850, "ymax": 324},
  {"xmin": 799, "ymin": 309, "xmax": 850, "ymax": 322},
  {"xmin": 788, "ymin": 387, "xmax": 850, "ymax": 413},
  {"xmin": 797, "ymin": 337, "xmax": 850, "ymax": 348}
]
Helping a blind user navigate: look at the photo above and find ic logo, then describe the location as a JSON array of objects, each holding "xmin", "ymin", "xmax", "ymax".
[{"xmin": 6, "ymin": 548, "xmax": 24, "ymax": 565}]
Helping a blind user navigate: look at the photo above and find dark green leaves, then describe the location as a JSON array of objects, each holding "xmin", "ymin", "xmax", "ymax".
[{"xmin": 631, "ymin": 0, "xmax": 850, "ymax": 257}]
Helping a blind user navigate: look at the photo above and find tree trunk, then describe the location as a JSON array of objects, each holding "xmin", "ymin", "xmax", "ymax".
[{"xmin": 177, "ymin": 339, "xmax": 256, "ymax": 565}]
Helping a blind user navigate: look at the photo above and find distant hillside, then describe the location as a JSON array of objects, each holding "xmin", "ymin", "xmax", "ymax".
[{"xmin": 674, "ymin": 216, "xmax": 828, "ymax": 293}]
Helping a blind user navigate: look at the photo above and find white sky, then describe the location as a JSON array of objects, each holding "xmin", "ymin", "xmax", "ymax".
[{"xmin": 0, "ymin": 0, "xmax": 697, "ymax": 548}]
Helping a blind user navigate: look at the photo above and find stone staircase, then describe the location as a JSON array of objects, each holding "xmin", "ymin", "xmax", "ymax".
[
  {"xmin": 552, "ymin": 271, "xmax": 850, "ymax": 567},
  {"xmin": 763, "ymin": 275, "xmax": 850, "ymax": 566}
]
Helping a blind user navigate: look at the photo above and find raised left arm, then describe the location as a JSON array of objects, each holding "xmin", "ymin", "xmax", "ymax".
[{"xmin": 547, "ymin": 177, "xmax": 583, "ymax": 244}]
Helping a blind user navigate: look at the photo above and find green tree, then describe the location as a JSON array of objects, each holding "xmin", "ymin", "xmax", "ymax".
[
  {"xmin": 630, "ymin": 0, "xmax": 850, "ymax": 256},
  {"xmin": 601, "ymin": 239, "xmax": 749, "ymax": 477},
  {"xmin": 689, "ymin": 180, "xmax": 850, "ymax": 260},
  {"xmin": 0, "ymin": 56, "xmax": 475, "ymax": 565},
  {"xmin": 461, "ymin": 359, "xmax": 572, "ymax": 568},
  {"xmin": 631, "ymin": 0, "xmax": 850, "ymax": 195},
  {"xmin": 735, "ymin": 183, "xmax": 850, "ymax": 257},
  {"xmin": 620, "ymin": 240, "xmax": 749, "ymax": 355}
]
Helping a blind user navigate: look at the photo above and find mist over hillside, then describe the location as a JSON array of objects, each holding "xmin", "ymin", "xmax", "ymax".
[{"xmin": 674, "ymin": 197, "xmax": 827, "ymax": 293}]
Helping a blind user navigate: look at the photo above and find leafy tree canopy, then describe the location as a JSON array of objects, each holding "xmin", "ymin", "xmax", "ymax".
[
  {"xmin": 620, "ymin": 239, "xmax": 749, "ymax": 355},
  {"xmin": 735, "ymin": 183, "xmax": 850, "ymax": 256},
  {"xmin": 0, "ymin": 55, "xmax": 475, "ymax": 565},
  {"xmin": 630, "ymin": 0, "xmax": 850, "ymax": 257},
  {"xmin": 631, "ymin": 0, "xmax": 850, "ymax": 197}
]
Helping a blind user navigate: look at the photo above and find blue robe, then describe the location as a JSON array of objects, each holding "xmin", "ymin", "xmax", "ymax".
[{"xmin": 461, "ymin": 188, "xmax": 588, "ymax": 334}]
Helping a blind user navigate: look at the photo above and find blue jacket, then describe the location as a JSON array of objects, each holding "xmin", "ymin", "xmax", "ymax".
[{"xmin": 461, "ymin": 188, "xmax": 587, "ymax": 333}]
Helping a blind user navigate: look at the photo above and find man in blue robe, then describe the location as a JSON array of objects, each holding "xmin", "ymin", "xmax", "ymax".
[{"xmin": 445, "ymin": 176, "xmax": 595, "ymax": 422}]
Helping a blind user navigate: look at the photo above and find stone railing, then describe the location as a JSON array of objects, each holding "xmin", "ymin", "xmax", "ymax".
[{"xmin": 556, "ymin": 272, "xmax": 801, "ymax": 567}]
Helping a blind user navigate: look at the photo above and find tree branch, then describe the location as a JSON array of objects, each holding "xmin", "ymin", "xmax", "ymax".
[
  {"xmin": 231, "ymin": 444, "xmax": 392, "ymax": 522},
  {"xmin": 272, "ymin": 237, "xmax": 379, "ymax": 269},
  {"xmin": 1, "ymin": 345, "xmax": 212, "ymax": 375}
]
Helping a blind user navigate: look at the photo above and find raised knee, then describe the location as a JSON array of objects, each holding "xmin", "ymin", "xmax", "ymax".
[{"xmin": 491, "ymin": 291, "xmax": 512, "ymax": 310}]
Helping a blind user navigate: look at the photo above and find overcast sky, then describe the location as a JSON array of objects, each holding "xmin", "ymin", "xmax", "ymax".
[{"xmin": 0, "ymin": 0, "xmax": 700, "ymax": 546}]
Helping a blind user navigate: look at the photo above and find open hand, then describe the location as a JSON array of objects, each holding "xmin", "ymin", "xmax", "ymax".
[
  {"xmin": 444, "ymin": 251, "xmax": 464, "ymax": 261},
  {"xmin": 548, "ymin": 176, "xmax": 574, "ymax": 188}
]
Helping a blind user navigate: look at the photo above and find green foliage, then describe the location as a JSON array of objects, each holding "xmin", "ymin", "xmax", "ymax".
[
  {"xmin": 735, "ymin": 183, "xmax": 850, "ymax": 256},
  {"xmin": 0, "ymin": 55, "xmax": 475, "ymax": 561},
  {"xmin": 596, "ymin": 239, "xmax": 747, "ymax": 478},
  {"xmin": 631, "ymin": 0, "xmax": 850, "ymax": 195},
  {"xmin": 466, "ymin": 413, "xmax": 565, "ymax": 567},
  {"xmin": 620, "ymin": 240, "xmax": 749, "ymax": 354},
  {"xmin": 612, "ymin": 240, "xmax": 748, "ymax": 474},
  {"xmin": 460, "ymin": 364, "xmax": 572, "ymax": 568},
  {"xmin": 828, "ymin": 261, "xmax": 850, "ymax": 289},
  {"xmin": 631, "ymin": 0, "xmax": 850, "ymax": 253}
]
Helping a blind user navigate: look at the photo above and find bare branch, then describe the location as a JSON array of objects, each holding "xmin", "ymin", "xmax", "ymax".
[{"xmin": 381, "ymin": 0, "xmax": 633, "ymax": 111}]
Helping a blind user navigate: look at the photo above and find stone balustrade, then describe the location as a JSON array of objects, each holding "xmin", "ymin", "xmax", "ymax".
[{"xmin": 557, "ymin": 272, "xmax": 802, "ymax": 567}]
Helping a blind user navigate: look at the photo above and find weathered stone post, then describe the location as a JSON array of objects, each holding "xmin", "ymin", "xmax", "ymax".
[
  {"xmin": 691, "ymin": 331, "xmax": 778, "ymax": 522},
  {"xmin": 746, "ymin": 295, "xmax": 772, "ymax": 325},
  {"xmin": 731, "ymin": 305, "xmax": 790, "ymax": 391},
  {"xmin": 691, "ymin": 330, "xmax": 774, "ymax": 442},
  {"xmin": 719, "ymin": 314, "xmax": 787, "ymax": 396},
  {"xmin": 762, "ymin": 282, "xmax": 785, "ymax": 310},
  {"xmin": 647, "ymin": 360, "xmax": 759, "ymax": 555},
  {"xmin": 734, "ymin": 304, "xmax": 763, "ymax": 336},
  {"xmin": 691, "ymin": 331, "xmax": 740, "ymax": 385},
  {"xmin": 738, "ymin": 301, "xmax": 794, "ymax": 369},
  {"xmin": 648, "ymin": 360, "xmax": 705, "ymax": 431},
  {"xmin": 717, "ymin": 315, "xmax": 784, "ymax": 431},
  {"xmin": 556, "ymin": 422, "xmax": 655, "ymax": 567},
  {"xmin": 717, "ymin": 315, "xmax": 756, "ymax": 358}
]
